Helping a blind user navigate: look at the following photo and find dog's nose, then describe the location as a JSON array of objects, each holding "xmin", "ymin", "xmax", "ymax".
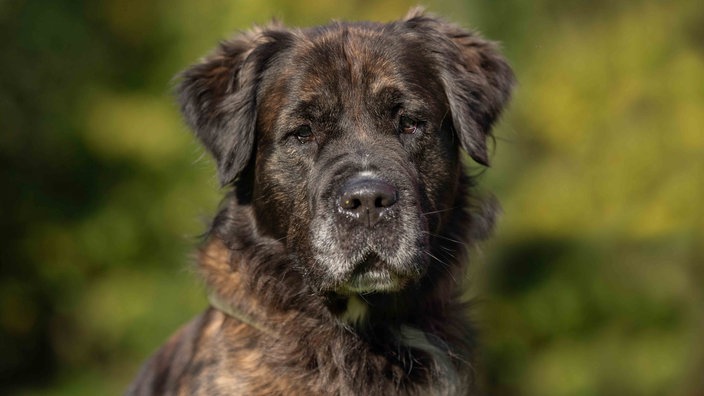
[{"xmin": 338, "ymin": 178, "xmax": 398, "ymax": 227}]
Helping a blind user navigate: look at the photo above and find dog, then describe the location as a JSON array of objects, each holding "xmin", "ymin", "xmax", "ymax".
[{"xmin": 128, "ymin": 8, "xmax": 513, "ymax": 395}]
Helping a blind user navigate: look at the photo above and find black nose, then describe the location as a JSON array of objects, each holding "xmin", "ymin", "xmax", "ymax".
[{"xmin": 338, "ymin": 177, "xmax": 398, "ymax": 227}]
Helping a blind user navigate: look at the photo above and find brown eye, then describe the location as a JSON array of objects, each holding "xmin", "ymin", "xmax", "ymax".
[
  {"xmin": 399, "ymin": 115, "xmax": 418, "ymax": 134},
  {"xmin": 293, "ymin": 126, "xmax": 314, "ymax": 143}
]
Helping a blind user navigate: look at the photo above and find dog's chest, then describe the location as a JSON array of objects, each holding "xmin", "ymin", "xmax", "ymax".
[{"xmin": 206, "ymin": 320, "xmax": 462, "ymax": 395}]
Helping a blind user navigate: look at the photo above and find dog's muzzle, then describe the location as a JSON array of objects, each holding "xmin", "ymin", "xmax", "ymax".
[{"xmin": 332, "ymin": 175, "xmax": 408, "ymax": 293}]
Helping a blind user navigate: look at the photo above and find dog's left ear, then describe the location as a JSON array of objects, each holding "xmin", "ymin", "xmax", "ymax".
[{"xmin": 404, "ymin": 9, "xmax": 515, "ymax": 166}]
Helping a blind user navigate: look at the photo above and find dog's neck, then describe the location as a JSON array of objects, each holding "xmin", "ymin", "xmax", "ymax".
[
  {"xmin": 197, "ymin": 201, "xmax": 479, "ymax": 392},
  {"xmin": 197, "ymin": 234, "xmax": 308, "ymax": 337},
  {"xmin": 199, "ymin": 236, "xmax": 399, "ymax": 334}
]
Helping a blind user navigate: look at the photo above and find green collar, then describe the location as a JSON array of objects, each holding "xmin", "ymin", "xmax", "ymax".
[{"xmin": 208, "ymin": 292, "xmax": 274, "ymax": 336}]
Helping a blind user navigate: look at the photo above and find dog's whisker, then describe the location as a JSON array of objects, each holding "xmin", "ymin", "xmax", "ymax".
[
  {"xmin": 438, "ymin": 247, "xmax": 457, "ymax": 260},
  {"xmin": 420, "ymin": 230, "xmax": 469, "ymax": 247},
  {"xmin": 423, "ymin": 250, "xmax": 458, "ymax": 285},
  {"xmin": 421, "ymin": 207, "xmax": 460, "ymax": 216}
]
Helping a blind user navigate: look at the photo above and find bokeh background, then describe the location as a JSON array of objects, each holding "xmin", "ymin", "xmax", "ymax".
[{"xmin": 1, "ymin": 0, "xmax": 702, "ymax": 394}]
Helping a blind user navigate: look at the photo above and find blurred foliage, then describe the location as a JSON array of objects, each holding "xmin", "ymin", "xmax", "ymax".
[{"xmin": 1, "ymin": 0, "xmax": 702, "ymax": 394}]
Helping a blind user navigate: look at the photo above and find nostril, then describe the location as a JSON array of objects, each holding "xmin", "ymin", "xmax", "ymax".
[
  {"xmin": 375, "ymin": 190, "xmax": 397, "ymax": 208},
  {"xmin": 342, "ymin": 197, "xmax": 362, "ymax": 210}
]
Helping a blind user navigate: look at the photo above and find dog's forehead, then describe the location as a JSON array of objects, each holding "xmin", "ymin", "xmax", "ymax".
[
  {"xmin": 259, "ymin": 23, "xmax": 444, "ymax": 125},
  {"xmin": 295, "ymin": 26, "xmax": 409, "ymax": 96}
]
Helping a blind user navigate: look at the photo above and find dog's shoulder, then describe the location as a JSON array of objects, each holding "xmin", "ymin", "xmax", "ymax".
[{"xmin": 127, "ymin": 309, "xmax": 221, "ymax": 395}]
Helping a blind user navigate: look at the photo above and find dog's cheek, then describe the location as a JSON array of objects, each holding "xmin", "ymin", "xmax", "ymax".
[
  {"xmin": 296, "ymin": 175, "xmax": 346, "ymax": 291},
  {"xmin": 252, "ymin": 146, "xmax": 314, "ymax": 239},
  {"xmin": 300, "ymin": 159, "xmax": 364, "ymax": 292},
  {"xmin": 417, "ymin": 127, "xmax": 461, "ymax": 230},
  {"xmin": 302, "ymin": 214, "xmax": 342, "ymax": 292}
]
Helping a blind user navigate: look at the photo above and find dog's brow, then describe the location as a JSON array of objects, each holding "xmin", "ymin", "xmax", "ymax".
[
  {"xmin": 291, "ymin": 98, "xmax": 321, "ymax": 119},
  {"xmin": 293, "ymin": 96, "xmax": 340, "ymax": 121},
  {"xmin": 372, "ymin": 86, "xmax": 403, "ymax": 102},
  {"xmin": 370, "ymin": 85, "xmax": 431, "ymax": 117}
]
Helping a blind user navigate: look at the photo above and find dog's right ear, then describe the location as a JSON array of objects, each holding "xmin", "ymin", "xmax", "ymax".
[{"xmin": 177, "ymin": 26, "xmax": 292, "ymax": 186}]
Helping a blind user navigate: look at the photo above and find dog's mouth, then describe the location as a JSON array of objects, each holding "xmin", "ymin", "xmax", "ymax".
[{"xmin": 339, "ymin": 253, "xmax": 406, "ymax": 294}]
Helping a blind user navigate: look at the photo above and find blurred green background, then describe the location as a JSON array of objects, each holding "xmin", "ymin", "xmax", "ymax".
[{"xmin": 1, "ymin": 0, "xmax": 702, "ymax": 394}]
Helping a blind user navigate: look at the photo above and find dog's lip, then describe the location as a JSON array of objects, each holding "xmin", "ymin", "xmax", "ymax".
[
  {"xmin": 342, "ymin": 270, "xmax": 403, "ymax": 294},
  {"xmin": 339, "ymin": 254, "xmax": 405, "ymax": 294},
  {"xmin": 351, "ymin": 253, "xmax": 384, "ymax": 276}
]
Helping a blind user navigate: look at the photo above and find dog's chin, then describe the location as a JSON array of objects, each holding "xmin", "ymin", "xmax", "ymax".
[
  {"xmin": 308, "ymin": 247, "xmax": 427, "ymax": 295},
  {"xmin": 340, "ymin": 269, "xmax": 405, "ymax": 294},
  {"xmin": 335, "ymin": 254, "xmax": 416, "ymax": 295}
]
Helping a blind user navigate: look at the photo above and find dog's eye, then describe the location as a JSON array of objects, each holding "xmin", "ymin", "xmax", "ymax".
[
  {"xmin": 398, "ymin": 116, "xmax": 418, "ymax": 135},
  {"xmin": 293, "ymin": 126, "xmax": 314, "ymax": 143}
]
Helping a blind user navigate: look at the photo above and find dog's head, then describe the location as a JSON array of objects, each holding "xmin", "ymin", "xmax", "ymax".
[{"xmin": 179, "ymin": 9, "xmax": 513, "ymax": 296}]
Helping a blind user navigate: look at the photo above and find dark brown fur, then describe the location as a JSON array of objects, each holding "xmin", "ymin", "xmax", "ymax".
[{"xmin": 128, "ymin": 8, "xmax": 513, "ymax": 396}]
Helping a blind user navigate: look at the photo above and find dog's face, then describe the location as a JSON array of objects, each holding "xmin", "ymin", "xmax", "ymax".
[
  {"xmin": 254, "ymin": 29, "xmax": 457, "ymax": 294},
  {"xmin": 179, "ymin": 10, "xmax": 513, "ymax": 295}
]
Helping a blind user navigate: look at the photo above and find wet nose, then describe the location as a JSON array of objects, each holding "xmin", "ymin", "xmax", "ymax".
[{"xmin": 337, "ymin": 177, "xmax": 398, "ymax": 227}]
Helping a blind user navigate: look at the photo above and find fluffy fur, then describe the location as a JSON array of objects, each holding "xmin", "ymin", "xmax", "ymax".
[{"xmin": 128, "ymin": 8, "xmax": 514, "ymax": 395}]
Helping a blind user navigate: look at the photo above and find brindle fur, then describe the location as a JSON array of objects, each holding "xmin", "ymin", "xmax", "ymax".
[{"xmin": 128, "ymin": 8, "xmax": 513, "ymax": 396}]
